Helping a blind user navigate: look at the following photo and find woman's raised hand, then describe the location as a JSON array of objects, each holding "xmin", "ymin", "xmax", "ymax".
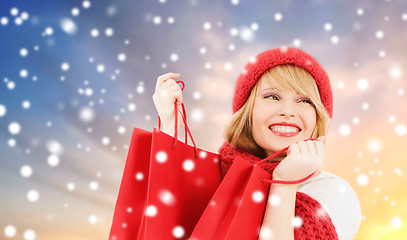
[
  {"xmin": 272, "ymin": 136, "xmax": 325, "ymax": 182},
  {"xmin": 152, "ymin": 72, "xmax": 183, "ymax": 136}
]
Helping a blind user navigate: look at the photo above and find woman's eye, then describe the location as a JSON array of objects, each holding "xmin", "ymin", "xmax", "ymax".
[
  {"xmin": 300, "ymin": 99, "xmax": 313, "ymax": 104},
  {"xmin": 265, "ymin": 95, "xmax": 279, "ymax": 100}
]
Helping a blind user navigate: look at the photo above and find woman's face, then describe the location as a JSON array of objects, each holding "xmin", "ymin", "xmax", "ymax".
[{"xmin": 252, "ymin": 77, "xmax": 317, "ymax": 157}]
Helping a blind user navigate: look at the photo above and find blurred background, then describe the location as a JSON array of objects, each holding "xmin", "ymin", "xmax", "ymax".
[{"xmin": 0, "ymin": 0, "xmax": 406, "ymax": 239}]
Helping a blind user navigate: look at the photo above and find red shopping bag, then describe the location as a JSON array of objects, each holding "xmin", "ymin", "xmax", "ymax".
[
  {"xmin": 190, "ymin": 145, "xmax": 315, "ymax": 240},
  {"xmin": 190, "ymin": 156, "xmax": 271, "ymax": 240},
  {"xmin": 109, "ymin": 100, "xmax": 222, "ymax": 239}
]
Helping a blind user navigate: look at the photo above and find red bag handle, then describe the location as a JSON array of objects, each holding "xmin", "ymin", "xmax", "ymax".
[
  {"xmin": 257, "ymin": 138, "xmax": 318, "ymax": 185},
  {"xmin": 158, "ymin": 81, "xmax": 198, "ymax": 158}
]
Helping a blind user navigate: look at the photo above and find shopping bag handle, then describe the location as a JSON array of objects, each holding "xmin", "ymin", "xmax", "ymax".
[
  {"xmin": 158, "ymin": 81, "xmax": 187, "ymax": 143},
  {"xmin": 257, "ymin": 138, "xmax": 318, "ymax": 185},
  {"xmin": 158, "ymin": 81, "xmax": 198, "ymax": 158}
]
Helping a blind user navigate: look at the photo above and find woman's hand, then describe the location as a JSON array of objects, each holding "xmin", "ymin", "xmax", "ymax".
[
  {"xmin": 152, "ymin": 72, "xmax": 183, "ymax": 136},
  {"xmin": 272, "ymin": 136, "xmax": 325, "ymax": 182}
]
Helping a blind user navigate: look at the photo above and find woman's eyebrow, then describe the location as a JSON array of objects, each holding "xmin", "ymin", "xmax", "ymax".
[
  {"xmin": 261, "ymin": 87, "xmax": 277, "ymax": 92},
  {"xmin": 295, "ymin": 91, "xmax": 307, "ymax": 97}
]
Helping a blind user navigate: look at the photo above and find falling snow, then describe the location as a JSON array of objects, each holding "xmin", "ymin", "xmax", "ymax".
[
  {"xmin": 391, "ymin": 217, "xmax": 402, "ymax": 229},
  {"xmin": 182, "ymin": 159, "xmax": 195, "ymax": 172},
  {"xmin": 274, "ymin": 13, "xmax": 283, "ymax": 21},
  {"xmin": 135, "ymin": 172, "xmax": 144, "ymax": 181},
  {"xmin": 118, "ymin": 53, "xmax": 126, "ymax": 62},
  {"xmin": 20, "ymin": 48, "xmax": 28, "ymax": 57},
  {"xmin": 8, "ymin": 122, "xmax": 21, "ymax": 135},
  {"xmin": 61, "ymin": 62, "xmax": 70, "ymax": 71},
  {"xmin": 252, "ymin": 190, "xmax": 264, "ymax": 203},
  {"xmin": 24, "ymin": 229, "xmax": 36, "ymax": 240},
  {"xmin": 4, "ymin": 225, "xmax": 17, "ymax": 238},
  {"xmin": 88, "ymin": 215, "xmax": 98, "ymax": 224},
  {"xmin": 292, "ymin": 216, "xmax": 303, "ymax": 228},
  {"xmin": 105, "ymin": 28, "xmax": 114, "ymax": 37},
  {"xmin": 90, "ymin": 28, "xmax": 99, "ymax": 37},
  {"xmin": 20, "ymin": 165, "xmax": 33, "ymax": 178},
  {"xmin": 357, "ymin": 78, "xmax": 369, "ymax": 91},
  {"xmin": 67, "ymin": 182, "xmax": 76, "ymax": 191},
  {"xmin": 339, "ymin": 124, "xmax": 351, "ymax": 136},
  {"xmin": 268, "ymin": 194, "xmax": 281, "ymax": 206},
  {"xmin": 1, "ymin": 1, "xmax": 407, "ymax": 239},
  {"xmin": 27, "ymin": 190, "xmax": 39, "ymax": 202},
  {"xmin": 47, "ymin": 154, "xmax": 60, "ymax": 167},
  {"xmin": 145, "ymin": 205, "xmax": 158, "ymax": 217},
  {"xmin": 60, "ymin": 18, "xmax": 77, "ymax": 35},
  {"xmin": 22, "ymin": 100, "xmax": 31, "ymax": 109},
  {"xmin": 89, "ymin": 181, "xmax": 99, "ymax": 191},
  {"xmin": 172, "ymin": 226, "xmax": 185, "ymax": 238},
  {"xmin": 83, "ymin": 1, "xmax": 91, "ymax": 9},
  {"xmin": 20, "ymin": 69, "xmax": 28, "ymax": 78},
  {"xmin": 158, "ymin": 189, "xmax": 176, "ymax": 206},
  {"xmin": 78, "ymin": 107, "xmax": 94, "ymax": 122},
  {"xmin": 72, "ymin": 8, "xmax": 80, "ymax": 16},
  {"xmin": 357, "ymin": 174, "xmax": 369, "ymax": 186},
  {"xmin": 156, "ymin": 151, "xmax": 168, "ymax": 163}
]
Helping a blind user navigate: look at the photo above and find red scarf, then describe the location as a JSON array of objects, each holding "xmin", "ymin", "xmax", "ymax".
[{"xmin": 218, "ymin": 141, "xmax": 338, "ymax": 240}]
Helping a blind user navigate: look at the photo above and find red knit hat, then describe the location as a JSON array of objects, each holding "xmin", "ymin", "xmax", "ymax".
[{"xmin": 232, "ymin": 47, "xmax": 333, "ymax": 118}]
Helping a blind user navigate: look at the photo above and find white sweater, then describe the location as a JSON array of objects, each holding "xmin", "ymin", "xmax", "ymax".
[{"xmin": 297, "ymin": 171, "xmax": 362, "ymax": 240}]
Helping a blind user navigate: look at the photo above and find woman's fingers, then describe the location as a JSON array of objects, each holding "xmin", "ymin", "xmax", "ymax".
[
  {"xmin": 306, "ymin": 141, "xmax": 317, "ymax": 155},
  {"xmin": 297, "ymin": 139, "xmax": 323, "ymax": 155},
  {"xmin": 160, "ymin": 82, "xmax": 183, "ymax": 106},
  {"xmin": 174, "ymin": 87, "xmax": 183, "ymax": 104},
  {"xmin": 288, "ymin": 142, "xmax": 300, "ymax": 155},
  {"xmin": 314, "ymin": 140, "xmax": 324, "ymax": 157},
  {"xmin": 298, "ymin": 141, "xmax": 308, "ymax": 154},
  {"xmin": 155, "ymin": 72, "xmax": 181, "ymax": 90},
  {"xmin": 161, "ymin": 78, "xmax": 183, "ymax": 92}
]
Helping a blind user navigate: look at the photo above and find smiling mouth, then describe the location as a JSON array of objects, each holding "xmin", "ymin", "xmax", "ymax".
[
  {"xmin": 269, "ymin": 125, "xmax": 300, "ymax": 133},
  {"xmin": 268, "ymin": 124, "xmax": 301, "ymax": 137}
]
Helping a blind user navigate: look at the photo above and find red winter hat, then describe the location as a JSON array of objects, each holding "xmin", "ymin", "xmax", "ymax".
[{"xmin": 232, "ymin": 47, "xmax": 333, "ymax": 118}]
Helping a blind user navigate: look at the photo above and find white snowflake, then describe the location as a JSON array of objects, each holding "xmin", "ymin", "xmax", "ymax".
[
  {"xmin": 357, "ymin": 78, "xmax": 369, "ymax": 91},
  {"xmin": 20, "ymin": 48, "xmax": 28, "ymax": 57},
  {"xmin": 72, "ymin": 7, "xmax": 80, "ymax": 16},
  {"xmin": 391, "ymin": 217, "xmax": 402, "ymax": 229},
  {"xmin": 292, "ymin": 216, "xmax": 303, "ymax": 228},
  {"xmin": 4, "ymin": 225, "xmax": 17, "ymax": 238},
  {"xmin": 83, "ymin": 0, "xmax": 91, "ymax": 9},
  {"xmin": 47, "ymin": 154, "xmax": 60, "ymax": 167},
  {"xmin": 158, "ymin": 189, "xmax": 176, "ymax": 206},
  {"xmin": 60, "ymin": 18, "xmax": 77, "ymax": 35},
  {"xmin": 27, "ymin": 189, "xmax": 39, "ymax": 202},
  {"xmin": 339, "ymin": 124, "xmax": 351, "ymax": 136},
  {"xmin": 9, "ymin": 122, "xmax": 21, "ymax": 135},
  {"xmin": 357, "ymin": 174, "xmax": 369, "ymax": 186},
  {"xmin": 156, "ymin": 151, "xmax": 168, "ymax": 163},
  {"xmin": 183, "ymin": 160, "xmax": 195, "ymax": 172},
  {"xmin": 145, "ymin": 205, "xmax": 158, "ymax": 217},
  {"xmin": 252, "ymin": 191, "xmax": 264, "ymax": 203},
  {"xmin": 274, "ymin": 12, "xmax": 283, "ymax": 21},
  {"xmin": 24, "ymin": 229, "xmax": 36, "ymax": 240},
  {"xmin": 88, "ymin": 215, "xmax": 98, "ymax": 224},
  {"xmin": 20, "ymin": 165, "xmax": 33, "ymax": 178},
  {"xmin": 118, "ymin": 53, "xmax": 126, "ymax": 62}
]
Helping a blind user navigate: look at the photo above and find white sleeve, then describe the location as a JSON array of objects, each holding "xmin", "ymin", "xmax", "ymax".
[{"xmin": 297, "ymin": 171, "xmax": 362, "ymax": 240}]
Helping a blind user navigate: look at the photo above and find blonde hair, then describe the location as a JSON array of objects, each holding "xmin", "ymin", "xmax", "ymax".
[{"xmin": 224, "ymin": 64, "xmax": 331, "ymax": 158}]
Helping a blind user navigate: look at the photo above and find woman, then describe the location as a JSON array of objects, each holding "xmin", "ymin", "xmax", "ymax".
[{"xmin": 153, "ymin": 47, "xmax": 361, "ymax": 240}]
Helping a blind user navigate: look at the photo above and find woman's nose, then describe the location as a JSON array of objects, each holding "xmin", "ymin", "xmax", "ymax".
[{"xmin": 278, "ymin": 102, "xmax": 296, "ymax": 117}]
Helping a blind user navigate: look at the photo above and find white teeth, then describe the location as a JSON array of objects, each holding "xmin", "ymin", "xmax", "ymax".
[{"xmin": 270, "ymin": 125, "xmax": 300, "ymax": 133}]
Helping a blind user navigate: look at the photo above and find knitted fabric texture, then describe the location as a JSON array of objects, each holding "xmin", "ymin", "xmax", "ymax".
[
  {"xmin": 232, "ymin": 47, "xmax": 333, "ymax": 118},
  {"xmin": 218, "ymin": 141, "xmax": 338, "ymax": 239}
]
